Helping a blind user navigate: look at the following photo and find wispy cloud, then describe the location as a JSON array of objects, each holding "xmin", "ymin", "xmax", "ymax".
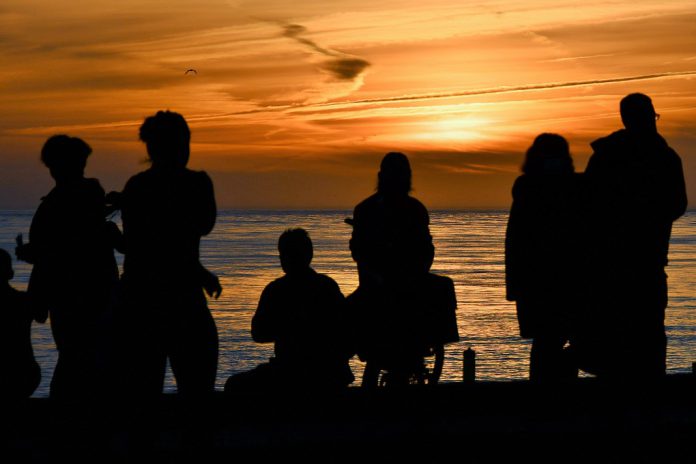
[{"xmin": 281, "ymin": 23, "xmax": 370, "ymax": 82}]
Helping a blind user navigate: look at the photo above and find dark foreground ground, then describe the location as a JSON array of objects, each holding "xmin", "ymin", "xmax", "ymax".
[{"xmin": 3, "ymin": 374, "xmax": 695, "ymax": 462}]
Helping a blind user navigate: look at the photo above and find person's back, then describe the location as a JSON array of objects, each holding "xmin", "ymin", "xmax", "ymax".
[
  {"xmin": 0, "ymin": 249, "xmax": 40, "ymax": 398},
  {"xmin": 350, "ymin": 152, "xmax": 433, "ymax": 288},
  {"xmin": 506, "ymin": 172, "xmax": 586, "ymax": 309},
  {"xmin": 506, "ymin": 134, "xmax": 585, "ymax": 381},
  {"xmin": 581, "ymin": 94, "xmax": 687, "ymax": 378},
  {"xmin": 587, "ymin": 127, "xmax": 685, "ymax": 271},
  {"xmin": 121, "ymin": 167, "xmax": 215, "ymax": 291},
  {"xmin": 227, "ymin": 228, "xmax": 353, "ymax": 392},
  {"xmin": 252, "ymin": 268, "xmax": 352, "ymax": 384}
]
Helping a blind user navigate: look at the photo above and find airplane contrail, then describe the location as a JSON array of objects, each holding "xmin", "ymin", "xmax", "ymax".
[{"xmin": 303, "ymin": 70, "xmax": 696, "ymax": 110}]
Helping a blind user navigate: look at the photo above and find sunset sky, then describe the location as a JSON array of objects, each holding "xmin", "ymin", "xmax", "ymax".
[{"xmin": 1, "ymin": 0, "xmax": 695, "ymax": 209}]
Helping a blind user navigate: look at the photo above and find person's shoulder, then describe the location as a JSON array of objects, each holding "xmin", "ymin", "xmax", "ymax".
[
  {"xmin": 354, "ymin": 193, "xmax": 379, "ymax": 213},
  {"xmin": 427, "ymin": 273, "xmax": 455, "ymax": 288},
  {"xmin": 123, "ymin": 170, "xmax": 151, "ymax": 191},
  {"xmin": 656, "ymin": 135, "xmax": 682, "ymax": 162},
  {"xmin": 405, "ymin": 195, "xmax": 430, "ymax": 219},
  {"xmin": 82, "ymin": 178, "xmax": 105, "ymax": 194},
  {"xmin": 184, "ymin": 169, "xmax": 212, "ymax": 183},
  {"xmin": 590, "ymin": 129, "xmax": 625, "ymax": 154},
  {"xmin": 264, "ymin": 275, "xmax": 288, "ymax": 291},
  {"xmin": 511, "ymin": 175, "xmax": 528, "ymax": 194},
  {"xmin": 314, "ymin": 271, "xmax": 340, "ymax": 287}
]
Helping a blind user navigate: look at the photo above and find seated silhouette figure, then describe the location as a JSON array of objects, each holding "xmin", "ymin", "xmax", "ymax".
[
  {"xmin": 505, "ymin": 133, "xmax": 585, "ymax": 382},
  {"xmin": 225, "ymin": 228, "xmax": 354, "ymax": 393},
  {"xmin": 0, "ymin": 249, "xmax": 41, "ymax": 398},
  {"xmin": 348, "ymin": 270, "xmax": 459, "ymax": 387},
  {"xmin": 347, "ymin": 152, "xmax": 458, "ymax": 387},
  {"xmin": 15, "ymin": 135, "xmax": 119, "ymax": 400},
  {"xmin": 349, "ymin": 152, "xmax": 434, "ymax": 290}
]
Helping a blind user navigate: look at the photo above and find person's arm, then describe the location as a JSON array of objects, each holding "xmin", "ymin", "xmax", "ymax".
[
  {"xmin": 666, "ymin": 152, "xmax": 688, "ymax": 222},
  {"xmin": 505, "ymin": 179, "xmax": 523, "ymax": 301},
  {"xmin": 195, "ymin": 172, "xmax": 217, "ymax": 237},
  {"xmin": 251, "ymin": 285, "xmax": 276, "ymax": 343},
  {"xmin": 199, "ymin": 263, "xmax": 222, "ymax": 299}
]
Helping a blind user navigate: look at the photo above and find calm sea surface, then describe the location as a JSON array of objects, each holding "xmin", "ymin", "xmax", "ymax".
[{"xmin": 1, "ymin": 210, "xmax": 695, "ymax": 397}]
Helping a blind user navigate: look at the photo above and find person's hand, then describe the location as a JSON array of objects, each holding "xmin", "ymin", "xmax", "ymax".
[
  {"xmin": 202, "ymin": 268, "xmax": 222, "ymax": 299},
  {"xmin": 15, "ymin": 235, "xmax": 35, "ymax": 264}
]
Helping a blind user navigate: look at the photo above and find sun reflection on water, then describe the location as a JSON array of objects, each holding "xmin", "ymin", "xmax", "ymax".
[{"xmin": 1, "ymin": 209, "xmax": 694, "ymax": 396}]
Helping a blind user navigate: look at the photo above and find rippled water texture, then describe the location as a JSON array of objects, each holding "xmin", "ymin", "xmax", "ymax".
[{"xmin": 1, "ymin": 210, "xmax": 694, "ymax": 397}]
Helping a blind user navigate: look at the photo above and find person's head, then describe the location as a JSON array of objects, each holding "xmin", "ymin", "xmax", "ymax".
[
  {"xmin": 377, "ymin": 152, "xmax": 412, "ymax": 196},
  {"xmin": 620, "ymin": 93, "xmax": 658, "ymax": 133},
  {"xmin": 41, "ymin": 135, "xmax": 91, "ymax": 183},
  {"xmin": 278, "ymin": 228, "xmax": 313, "ymax": 274},
  {"xmin": 522, "ymin": 133, "xmax": 574, "ymax": 175},
  {"xmin": 0, "ymin": 249, "xmax": 14, "ymax": 282},
  {"xmin": 139, "ymin": 111, "xmax": 191, "ymax": 170}
]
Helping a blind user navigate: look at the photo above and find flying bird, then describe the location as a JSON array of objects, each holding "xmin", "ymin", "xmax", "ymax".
[{"xmin": 185, "ymin": 69, "xmax": 198, "ymax": 75}]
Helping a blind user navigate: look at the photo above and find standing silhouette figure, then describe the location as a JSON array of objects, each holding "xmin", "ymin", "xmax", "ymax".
[
  {"xmin": 0, "ymin": 249, "xmax": 41, "ymax": 398},
  {"xmin": 505, "ymin": 134, "xmax": 584, "ymax": 381},
  {"xmin": 579, "ymin": 93, "xmax": 687, "ymax": 379},
  {"xmin": 15, "ymin": 135, "xmax": 119, "ymax": 399},
  {"xmin": 117, "ymin": 111, "xmax": 220, "ymax": 399}
]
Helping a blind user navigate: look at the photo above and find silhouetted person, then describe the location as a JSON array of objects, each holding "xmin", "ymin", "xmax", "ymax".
[
  {"xmin": 0, "ymin": 249, "xmax": 40, "ymax": 398},
  {"xmin": 117, "ymin": 111, "xmax": 220, "ymax": 400},
  {"xmin": 350, "ymin": 269, "xmax": 460, "ymax": 387},
  {"xmin": 350, "ymin": 152, "xmax": 434, "ymax": 289},
  {"xmin": 15, "ymin": 135, "xmax": 119, "ymax": 400},
  {"xmin": 505, "ymin": 134, "xmax": 585, "ymax": 382},
  {"xmin": 578, "ymin": 94, "xmax": 687, "ymax": 379},
  {"xmin": 225, "ymin": 228, "xmax": 353, "ymax": 392},
  {"xmin": 349, "ymin": 153, "xmax": 457, "ymax": 386}
]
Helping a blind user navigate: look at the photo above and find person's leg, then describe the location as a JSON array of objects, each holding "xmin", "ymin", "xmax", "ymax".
[{"xmin": 169, "ymin": 308, "xmax": 219, "ymax": 397}]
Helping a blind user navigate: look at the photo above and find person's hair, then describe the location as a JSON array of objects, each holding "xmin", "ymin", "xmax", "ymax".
[
  {"xmin": 278, "ymin": 228, "xmax": 313, "ymax": 268},
  {"xmin": 377, "ymin": 152, "xmax": 412, "ymax": 195},
  {"xmin": 522, "ymin": 133, "xmax": 574, "ymax": 175},
  {"xmin": 620, "ymin": 93, "xmax": 656, "ymax": 130},
  {"xmin": 139, "ymin": 110, "xmax": 191, "ymax": 168},
  {"xmin": 0, "ymin": 248, "xmax": 13, "ymax": 281},
  {"xmin": 40, "ymin": 135, "xmax": 91, "ymax": 170}
]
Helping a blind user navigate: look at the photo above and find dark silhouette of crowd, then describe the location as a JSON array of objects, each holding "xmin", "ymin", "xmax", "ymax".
[{"xmin": 3, "ymin": 92, "xmax": 687, "ymax": 405}]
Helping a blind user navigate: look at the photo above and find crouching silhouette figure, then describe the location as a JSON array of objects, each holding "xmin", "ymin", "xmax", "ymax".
[{"xmin": 225, "ymin": 228, "xmax": 354, "ymax": 393}]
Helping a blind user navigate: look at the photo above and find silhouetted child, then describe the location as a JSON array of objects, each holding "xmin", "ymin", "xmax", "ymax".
[
  {"xmin": 225, "ymin": 228, "xmax": 354, "ymax": 393},
  {"xmin": 0, "ymin": 249, "xmax": 40, "ymax": 398}
]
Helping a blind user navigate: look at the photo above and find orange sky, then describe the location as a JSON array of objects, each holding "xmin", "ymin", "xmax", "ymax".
[{"xmin": 1, "ymin": 0, "xmax": 695, "ymax": 209}]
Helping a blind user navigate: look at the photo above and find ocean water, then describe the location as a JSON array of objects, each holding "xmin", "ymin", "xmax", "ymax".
[{"xmin": 1, "ymin": 210, "xmax": 695, "ymax": 397}]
